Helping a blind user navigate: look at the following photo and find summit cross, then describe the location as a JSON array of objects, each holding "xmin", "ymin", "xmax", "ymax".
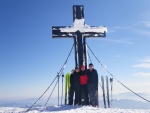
[{"xmin": 52, "ymin": 5, "xmax": 107, "ymax": 68}]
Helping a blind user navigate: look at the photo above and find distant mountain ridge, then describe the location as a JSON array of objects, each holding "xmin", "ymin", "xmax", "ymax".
[
  {"xmin": 0, "ymin": 92, "xmax": 150, "ymax": 109},
  {"xmin": 100, "ymin": 99, "xmax": 150, "ymax": 109},
  {"xmin": 113, "ymin": 92, "xmax": 150, "ymax": 102}
]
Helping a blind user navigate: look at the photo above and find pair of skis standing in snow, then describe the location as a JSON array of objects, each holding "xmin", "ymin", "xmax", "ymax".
[{"xmin": 68, "ymin": 63, "xmax": 99, "ymax": 107}]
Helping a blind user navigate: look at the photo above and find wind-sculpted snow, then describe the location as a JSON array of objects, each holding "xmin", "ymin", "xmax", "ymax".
[{"xmin": 0, "ymin": 106, "xmax": 150, "ymax": 113}]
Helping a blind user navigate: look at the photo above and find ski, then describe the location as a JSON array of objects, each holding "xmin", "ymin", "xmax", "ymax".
[
  {"xmin": 110, "ymin": 78, "xmax": 113, "ymax": 102},
  {"xmin": 106, "ymin": 76, "xmax": 110, "ymax": 108},
  {"xmin": 67, "ymin": 73, "xmax": 70, "ymax": 104},
  {"xmin": 101, "ymin": 75, "xmax": 106, "ymax": 108},
  {"xmin": 65, "ymin": 74, "xmax": 67, "ymax": 105},
  {"xmin": 64, "ymin": 73, "xmax": 70, "ymax": 105},
  {"xmin": 96, "ymin": 88, "xmax": 99, "ymax": 108}
]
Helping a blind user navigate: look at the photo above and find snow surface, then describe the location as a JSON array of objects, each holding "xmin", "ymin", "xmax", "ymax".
[
  {"xmin": 1, "ymin": 106, "xmax": 150, "ymax": 113},
  {"xmin": 60, "ymin": 19, "xmax": 107, "ymax": 33}
]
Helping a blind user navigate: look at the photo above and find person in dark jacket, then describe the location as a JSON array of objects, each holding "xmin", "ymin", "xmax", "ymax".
[
  {"xmin": 79, "ymin": 65, "xmax": 89, "ymax": 105},
  {"xmin": 87, "ymin": 63, "xmax": 99, "ymax": 107},
  {"xmin": 69, "ymin": 66, "xmax": 80, "ymax": 105}
]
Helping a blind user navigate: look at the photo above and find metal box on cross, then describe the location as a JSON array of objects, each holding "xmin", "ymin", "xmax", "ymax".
[{"xmin": 52, "ymin": 5, "xmax": 107, "ymax": 68}]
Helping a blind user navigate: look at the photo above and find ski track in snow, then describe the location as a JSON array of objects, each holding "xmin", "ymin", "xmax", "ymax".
[{"xmin": 0, "ymin": 106, "xmax": 150, "ymax": 113}]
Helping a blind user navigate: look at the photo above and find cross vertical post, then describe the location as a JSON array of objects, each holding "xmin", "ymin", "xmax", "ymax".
[
  {"xmin": 73, "ymin": 5, "xmax": 85, "ymax": 67},
  {"xmin": 83, "ymin": 38, "xmax": 87, "ymax": 69}
]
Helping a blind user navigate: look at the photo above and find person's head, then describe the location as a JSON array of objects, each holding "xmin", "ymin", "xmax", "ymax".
[
  {"xmin": 89, "ymin": 63, "xmax": 94, "ymax": 70},
  {"xmin": 75, "ymin": 66, "xmax": 79, "ymax": 72},
  {"xmin": 71, "ymin": 69, "xmax": 75, "ymax": 74},
  {"xmin": 80, "ymin": 65, "xmax": 85, "ymax": 71}
]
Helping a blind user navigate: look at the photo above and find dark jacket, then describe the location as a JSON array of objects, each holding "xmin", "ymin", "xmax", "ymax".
[
  {"xmin": 87, "ymin": 69, "xmax": 98, "ymax": 90},
  {"xmin": 70, "ymin": 72, "xmax": 80, "ymax": 87},
  {"xmin": 79, "ymin": 70, "xmax": 88, "ymax": 85}
]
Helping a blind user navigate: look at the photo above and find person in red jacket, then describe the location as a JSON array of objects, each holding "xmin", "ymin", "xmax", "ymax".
[{"xmin": 78, "ymin": 65, "xmax": 89, "ymax": 105}]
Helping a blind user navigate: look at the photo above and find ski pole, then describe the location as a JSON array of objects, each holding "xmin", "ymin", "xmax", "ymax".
[
  {"xmin": 61, "ymin": 73, "xmax": 64, "ymax": 105},
  {"xmin": 110, "ymin": 78, "xmax": 113, "ymax": 102}
]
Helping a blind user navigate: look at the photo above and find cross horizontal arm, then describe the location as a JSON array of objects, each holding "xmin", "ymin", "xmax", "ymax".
[
  {"xmin": 83, "ymin": 32, "xmax": 106, "ymax": 37},
  {"xmin": 52, "ymin": 26, "xmax": 76, "ymax": 38},
  {"xmin": 52, "ymin": 26, "xmax": 107, "ymax": 38}
]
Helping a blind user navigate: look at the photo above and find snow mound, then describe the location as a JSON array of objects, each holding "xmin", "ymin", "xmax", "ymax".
[{"xmin": 0, "ymin": 106, "xmax": 150, "ymax": 113}]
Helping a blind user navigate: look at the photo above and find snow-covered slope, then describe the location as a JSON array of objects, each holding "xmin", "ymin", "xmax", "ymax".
[{"xmin": 0, "ymin": 106, "xmax": 150, "ymax": 113}]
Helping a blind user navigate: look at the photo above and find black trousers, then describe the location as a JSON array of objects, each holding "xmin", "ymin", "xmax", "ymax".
[
  {"xmin": 87, "ymin": 84, "xmax": 98, "ymax": 106},
  {"xmin": 79, "ymin": 84, "xmax": 89, "ymax": 105},
  {"xmin": 69, "ymin": 85, "xmax": 80, "ymax": 105}
]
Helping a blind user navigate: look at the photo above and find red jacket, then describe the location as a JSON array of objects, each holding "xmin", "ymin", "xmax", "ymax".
[{"xmin": 79, "ymin": 70, "xmax": 88, "ymax": 85}]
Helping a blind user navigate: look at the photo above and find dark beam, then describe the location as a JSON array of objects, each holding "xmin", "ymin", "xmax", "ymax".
[
  {"xmin": 52, "ymin": 26, "xmax": 75, "ymax": 38},
  {"xmin": 73, "ymin": 5, "xmax": 84, "ymax": 21}
]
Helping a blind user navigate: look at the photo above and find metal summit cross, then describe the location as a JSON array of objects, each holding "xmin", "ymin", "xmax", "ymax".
[{"xmin": 52, "ymin": 5, "xmax": 107, "ymax": 68}]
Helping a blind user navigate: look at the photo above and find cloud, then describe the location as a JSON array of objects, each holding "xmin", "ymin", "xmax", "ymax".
[
  {"xmin": 132, "ymin": 58, "xmax": 150, "ymax": 77},
  {"xmin": 144, "ymin": 22, "xmax": 150, "ymax": 28},
  {"xmin": 132, "ymin": 57, "xmax": 150, "ymax": 68},
  {"xmin": 132, "ymin": 63, "xmax": 150, "ymax": 68},
  {"xmin": 138, "ymin": 58, "xmax": 150, "ymax": 62},
  {"xmin": 103, "ymin": 39, "xmax": 134, "ymax": 45},
  {"xmin": 89, "ymin": 37, "xmax": 134, "ymax": 45},
  {"xmin": 115, "ymin": 55, "xmax": 121, "ymax": 58},
  {"xmin": 134, "ymin": 72, "xmax": 150, "ymax": 77},
  {"xmin": 108, "ymin": 26, "xmax": 122, "ymax": 33},
  {"xmin": 129, "ymin": 21, "xmax": 150, "ymax": 28},
  {"xmin": 139, "ymin": 30, "xmax": 150, "ymax": 35},
  {"xmin": 109, "ymin": 21, "xmax": 150, "ymax": 36},
  {"xmin": 133, "ymin": 21, "xmax": 150, "ymax": 36}
]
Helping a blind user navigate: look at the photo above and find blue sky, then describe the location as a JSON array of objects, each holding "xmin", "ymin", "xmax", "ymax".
[{"xmin": 1, "ymin": 0, "xmax": 150, "ymax": 101}]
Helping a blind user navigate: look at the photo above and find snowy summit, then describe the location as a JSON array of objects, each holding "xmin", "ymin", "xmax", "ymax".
[{"xmin": 1, "ymin": 106, "xmax": 150, "ymax": 113}]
